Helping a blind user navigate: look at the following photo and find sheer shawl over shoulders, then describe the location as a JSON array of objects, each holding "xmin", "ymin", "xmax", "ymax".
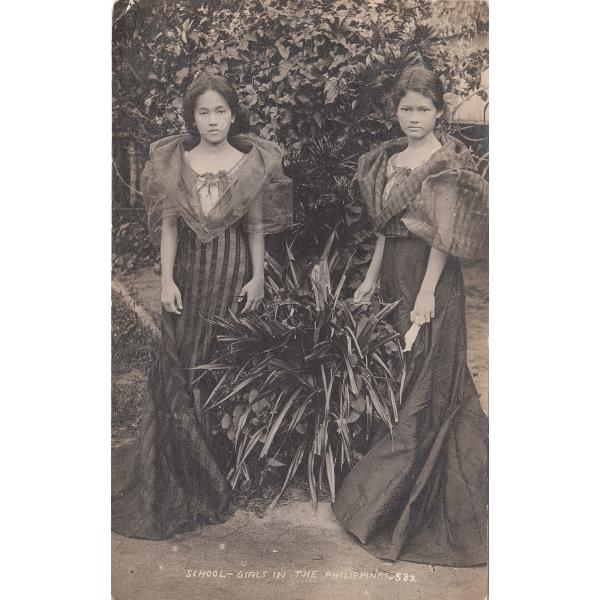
[
  {"xmin": 141, "ymin": 133, "xmax": 294, "ymax": 244},
  {"xmin": 355, "ymin": 135, "xmax": 488, "ymax": 260}
]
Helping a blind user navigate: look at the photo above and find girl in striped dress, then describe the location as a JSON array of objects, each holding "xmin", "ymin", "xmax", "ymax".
[{"xmin": 112, "ymin": 74, "xmax": 293, "ymax": 540}]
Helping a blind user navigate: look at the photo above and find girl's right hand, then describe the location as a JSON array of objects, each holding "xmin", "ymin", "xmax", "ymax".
[
  {"xmin": 161, "ymin": 280, "xmax": 183, "ymax": 315},
  {"xmin": 353, "ymin": 277, "xmax": 376, "ymax": 303}
]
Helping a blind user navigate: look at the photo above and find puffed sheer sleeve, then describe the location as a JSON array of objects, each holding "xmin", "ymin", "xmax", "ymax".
[
  {"xmin": 141, "ymin": 159, "xmax": 179, "ymax": 244},
  {"xmin": 242, "ymin": 162, "xmax": 293, "ymax": 235},
  {"xmin": 401, "ymin": 169, "xmax": 488, "ymax": 260}
]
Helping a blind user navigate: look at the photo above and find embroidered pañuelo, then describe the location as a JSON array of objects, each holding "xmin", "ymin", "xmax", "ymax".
[{"xmin": 142, "ymin": 133, "xmax": 294, "ymax": 244}]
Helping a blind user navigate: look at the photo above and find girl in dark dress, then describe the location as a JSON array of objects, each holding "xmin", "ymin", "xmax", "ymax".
[
  {"xmin": 111, "ymin": 74, "xmax": 293, "ymax": 540},
  {"xmin": 330, "ymin": 66, "xmax": 489, "ymax": 567}
]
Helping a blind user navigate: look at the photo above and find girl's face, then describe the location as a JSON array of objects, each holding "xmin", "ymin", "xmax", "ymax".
[
  {"xmin": 396, "ymin": 90, "xmax": 442, "ymax": 140},
  {"xmin": 194, "ymin": 89, "xmax": 235, "ymax": 144}
]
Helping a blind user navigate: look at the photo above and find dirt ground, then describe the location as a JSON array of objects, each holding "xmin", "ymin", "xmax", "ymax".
[
  {"xmin": 112, "ymin": 502, "xmax": 487, "ymax": 600},
  {"xmin": 112, "ymin": 260, "xmax": 489, "ymax": 600}
]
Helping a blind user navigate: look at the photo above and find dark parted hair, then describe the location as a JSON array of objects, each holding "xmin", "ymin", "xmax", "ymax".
[
  {"xmin": 387, "ymin": 66, "xmax": 445, "ymax": 114},
  {"xmin": 182, "ymin": 73, "xmax": 249, "ymax": 138}
]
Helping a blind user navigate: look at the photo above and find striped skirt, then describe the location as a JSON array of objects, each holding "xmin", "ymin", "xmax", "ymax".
[{"xmin": 111, "ymin": 222, "xmax": 250, "ymax": 540}]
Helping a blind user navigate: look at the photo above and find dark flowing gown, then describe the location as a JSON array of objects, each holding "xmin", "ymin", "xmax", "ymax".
[
  {"xmin": 331, "ymin": 167, "xmax": 488, "ymax": 567},
  {"xmin": 111, "ymin": 220, "xmax": 250, "ymax": 540}
]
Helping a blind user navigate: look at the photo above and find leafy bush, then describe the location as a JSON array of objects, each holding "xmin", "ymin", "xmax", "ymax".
[
  {"xmin": 112, "ymin": 208, "xmax": 160, "ymax": 272},
  {"xmin": 113, "ymin": 0, "xmax": 488, "ymax": 149},
  {"xmin": 195, "ymin": 236, "xmax": 408, "ymax": 506}
]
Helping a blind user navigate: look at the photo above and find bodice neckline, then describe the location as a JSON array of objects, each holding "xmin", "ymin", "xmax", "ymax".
[{"xmin": 183, "ymin": 150, "xmax": 248, "ymax": 180}]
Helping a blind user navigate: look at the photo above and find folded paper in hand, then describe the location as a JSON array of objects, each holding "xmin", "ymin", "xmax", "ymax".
[{"xmin": 403, "ymin": 322, "xmax": 421, "ymax": 352}]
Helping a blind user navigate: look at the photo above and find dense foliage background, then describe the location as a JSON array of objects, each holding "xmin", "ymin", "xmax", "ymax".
[{"xmin": 112, "ymin": 0, "xmax": 488, "ymax": 283}]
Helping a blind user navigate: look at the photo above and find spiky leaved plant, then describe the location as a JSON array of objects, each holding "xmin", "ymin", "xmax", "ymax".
[{"xmin": 194, "ymin": 233, "xmax": 407, "ymax": 508}]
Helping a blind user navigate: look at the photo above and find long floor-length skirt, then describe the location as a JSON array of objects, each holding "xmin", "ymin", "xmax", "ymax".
[
  {"xmin": 111, "ymin": 223, "xmax": 250, "ymax": 540},
  {"xmin": 331, "ymin": 236, "xmax": 488, "ymax": 566}
]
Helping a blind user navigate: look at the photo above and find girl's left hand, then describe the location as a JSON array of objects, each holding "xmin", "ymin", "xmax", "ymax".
[
  {"xmin": 239, "ymin": 277, "xmax": 264, "ymax": 314},
  {"xmin": 411, "ymin": 289, "xmax": 435, "ymax": 325}
]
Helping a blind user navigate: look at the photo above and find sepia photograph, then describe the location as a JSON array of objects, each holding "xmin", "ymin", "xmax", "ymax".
[
  {"xmin": 8, "ymin": 2, "xmax": 600, "ymax": 600},
  {"xmin": 110, "ymin": 1, "xmax": 489, "ymax": 598}
]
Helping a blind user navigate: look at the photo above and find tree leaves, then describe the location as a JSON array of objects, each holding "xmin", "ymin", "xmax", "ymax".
[
  {"xmin": 324, "ymin": 77, "xmax": 338, "ymax": 104},
  {"xmin": 174, "ymin": 66, "xmax": 189, "ymax": 84},
  {"xmin": 113, "ymin": 0, "xmax": 489, "ymax": 155},
  {"xmin": 275, "ymin": 39, "xmax": 290, "ymax": 60}
]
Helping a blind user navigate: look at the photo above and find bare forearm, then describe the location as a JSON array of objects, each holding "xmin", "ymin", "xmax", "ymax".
[
  {"xmin": 410, "ymin": 247, "xmax": 448, "ymax": 324},
  {"xmin": 420, "ymin": 247, "xmax": 448, "ymax": 293},
  {"xmin": 365, "ymin": 234, "xmax": 386, "ymax": 283},
  {"xmin": 247, "ymin": 232, "xmax": 265, "ymax": 281},
  {"xmin": 160, "ymin": 216, "xmax": 178, "ymax": 284}
]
